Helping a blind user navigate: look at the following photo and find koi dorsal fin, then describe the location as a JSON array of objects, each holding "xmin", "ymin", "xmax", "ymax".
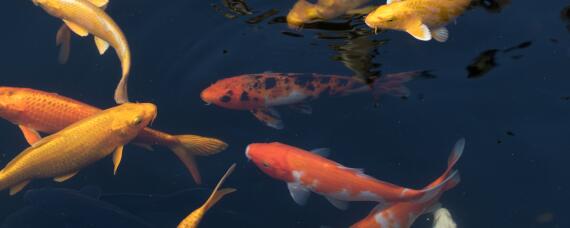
[{"xmin": 310, "ymin": 148, "xmax": 330, "ymax": 157}]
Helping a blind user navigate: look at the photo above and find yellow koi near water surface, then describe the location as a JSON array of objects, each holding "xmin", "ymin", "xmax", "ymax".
[
  {"xmin": 0, "ymin": 103, "xmax": 156, "ymax": 195},
  {"xmin": 287, "ymin": 0, "xmax": 375, "ymax": 28},
  {"xmin": 178, "ymin": 164, "xmax": 236, "ymax": 228},
  {"xmin": 365, "ymin": 0, "xmax": 471, "ymax": 42},
  {"xmin": 32, "ymin": 0, "xmax": 132, "ymax": 104}
]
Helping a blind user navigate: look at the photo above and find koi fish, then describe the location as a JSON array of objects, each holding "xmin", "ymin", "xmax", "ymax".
[
  {"xmin": 287, "ymin": 0, "xmax": 375, "ymax": 28},
  {"xmin": 178, "ymin": 164, "xmax": 236, "ymax": 228},
  {"xmin": 0, "ymin": 103, "xmax": 156, "ymax": 195},
  {"xmin": 33, "ymin": 0, "xmax": 132, "ymax": 103},
  {"xmin": 364, "ymin": 0, "xmax": 472, "ymax": 42},
  {"xmin": 245, "ymin": 142, "xmax": 459, "ymax": 210},
  {"xmin": 201, "ymin": 72, "xmax": 421, "ymax": 129},
  {"xmin": 0, "ymin": 87, "xmax": 227, "ymax": 184},
  {"xmin": 350, "ymin": 139, "xmax": 464, "ymax": 228}
]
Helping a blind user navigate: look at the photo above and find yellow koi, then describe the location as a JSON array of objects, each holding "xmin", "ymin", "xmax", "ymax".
[
  {"xmin": 0, "ymin": 103, "xmax": 156, "ymax": 195},
  {"xmin": 365, "ymin": 0, "xmax": 471, "ymax": 42},
  {"xmin": 178, "ymin": 164, "xmax": 236, "ymax": 228},
  {"xmin": 33, "ymin": 0, "xmax": 132, "ymax": 103},
  {"xmin": 287, "ymin": 0, "xmax": 374, "ymax": 28}
]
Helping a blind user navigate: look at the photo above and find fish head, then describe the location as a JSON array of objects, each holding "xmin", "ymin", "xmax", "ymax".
[
  {"xmin": 364, "ymin": 5, "xmax": 401, "ymax": 31},
  {"xmin": 245, "ymin": 142, "xmax": 295, "ymax": 182},
  {"xmin": 0, "ymin": 87, "xmax": 26, "ymax": 120},
  {"xmin": 287, "ymin": 0, "xmax": 321, "ymax": 28},
  {"xmin": 201, "ymin": 76, "xmax": 255, "ymax": 110},
  {"xmin": 108, "ymin": 103, "xmax": 157, "ymax": 138}
]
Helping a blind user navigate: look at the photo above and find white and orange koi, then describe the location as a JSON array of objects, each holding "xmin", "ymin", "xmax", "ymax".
[
  {"xmin": 201, "ymin": 72, "xmax": 421, "ymax": 129},
  {"xmin": 365, "ymin": 0, "xmax": 472, "ymax": 42},
  {"xmin": 350, "ymin": 139, "xmax": 464, "ymax": 228},
  {"xmin": 245, "ymin": 142, "xmax": 459, "ymax": 210}
]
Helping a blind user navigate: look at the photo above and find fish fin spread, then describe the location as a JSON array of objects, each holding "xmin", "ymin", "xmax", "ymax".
[
  {"xmin": 431, "ymin": 27, "xmax": 449, "ymax": 42},
  {"xmin": 310, "ymin": 148, "xmax": 330, "ymax": 157},
  {"xmin": 62, "ymin": 20, "xmax": 89, "ymax": 37},
  {"xmin": 9, "ymin": 180, "xmax": 30, "ymax": 196},
  {"xmin": 88, "ymin": 0, "xmax": 109, "ymax": 8},
  {"xmin": 250, "ymin": 108, "xmax": 284, "ymax": 129},
  {"xmin": 202, "ymin": 164, "xmax": 236, "ymax": 211},
  {"xmin": 289, "ymin": 103, "xmax": 312, "ymax": 114},
  {"xmin": 325, "ymin": 196, "xmax": 349, "ymax": 210},
  {"xmin": 346, "ymin": 6, "xmax": 377, "ymax": 15},
  {"xmin": 113, "ymin": 145, "xmax": 124, "ymax": 175},
  {"xmin": 179, "ymin": 165, "xmax": 236, "ymax": 228},
  {"xmin": 406, "ymin": 23, "xmax": 432, "ymax": 41},
  {"xmin": 94, "ymin": 36, "xmax": 110, "ymax": 55},
  {"xmin": 169, "ymin": 135, "xmax": 228, "ymax": 184},
  {"xmin": 371, "ymin": 70, "xmax": 423, "ymax": 99},
  {"xmin": 415, "ymin": 170, "xmax": 460, "ymax": 204},
  {"xmin": 114, "ymin": 73, "xmax": 130, "ymax": 104},
  {"xmin": 134, "ymin": 143, "xmax": 154, "ymax": 151},
  {"xmin": 18, "ymin": 125, "xmax": 42, "ymax": 145},
  {"xmin": 287, "ymin": 182, "xmax": 310, "ymax": 206},
  {"xmin": 53, "ymin": 171, "xmax": 79, "ymax": 182},
  {"xmin": 368, "ymin": 203, "xmax": 391, "ymax": 216},
  {"xmin": 56, "ymin": 24, "xmax": 71, "ymax": 64}
]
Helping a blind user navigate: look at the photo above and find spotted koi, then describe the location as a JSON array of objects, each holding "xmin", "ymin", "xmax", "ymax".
[{"xmin": 201, "ymin": 72, "xmax": 421, "ymax": 129}]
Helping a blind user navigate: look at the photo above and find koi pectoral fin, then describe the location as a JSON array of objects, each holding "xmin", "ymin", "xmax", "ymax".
[
  {"xmin": 63, "ymin": 20, "xmax": 89, "ymax": 37},
  {"xmin": 18, "ymin": 125, "xmax": 42, "ymax": 145},
  {"xmin": 250, "ymin": 108, "xmax": 284, "ymax": 129},
  {"xmin": 56, "ymin": 24, "xmax": 71, "ymax": 64},
  {"xmin": 406, "ymin": 23, "xmax": 432, "ymax": 41},
  {"xmin": 113, "ymin": 145, "xmax": 124, "ymax": 175},
  {"xmin": 9, "ymin": 180, "xmax": 30, "ymax": 196},
  {"xmin": 54, "ymin": 171, "xmax": 79, "ymax": 182},
  {"xmin": 94, "ymin": 36, "xmax": 110, "ymax": 55},
  {"xmin": 287, "ymin": 182, "xmax": 310, "ymax": 206}
]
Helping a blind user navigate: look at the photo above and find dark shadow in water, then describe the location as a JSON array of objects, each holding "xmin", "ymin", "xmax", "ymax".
[
  {"xmin": 467, "ymin": 41, "xmax": 532, "ymax": 79},
  {"xmin": 562, "ymin": 5, "xmax": 570, "ymax": 32},
  {"xmin": 211, "ymin": 0, "xmax": 252, "ymax": 19},
  {"xmin": 470, "ymin": 0, "xmax": 512, "ymax": 13},
  {"xmin": 246, "ymin": 9, "xmax": 280, "ymax": 24},
  {"xmin": 270, "ymin": 15, "xmax": 355, "ymax": 31}
]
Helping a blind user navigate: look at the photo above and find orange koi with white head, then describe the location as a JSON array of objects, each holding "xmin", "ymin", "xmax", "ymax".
[
  {"xmin": 201, "ymin": 72, "xmax": 421, "ymax": 129},
  {"xmin": 365, "ymin": 0, "xmax": 472, "ymax": 42},
  {"xmin": 245, "ymin": 142, "xmax": 459, "ymax": 210},
  {"xmin": 350, "ymin": 139, "xmax": 464, "ymax": 228}
]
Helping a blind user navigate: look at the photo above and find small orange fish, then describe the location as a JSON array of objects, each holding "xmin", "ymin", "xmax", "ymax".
[
  {"xmin": 33, "ymin": 0, "xmax": 132, "ymax": 103},
  {"xmin": 0, "ymin": 87, "xmax": 227, "ymax": 184},
  {"xmin": 0, "ymin": 103, "xmax": 156, "ymax": 195},
  {"xmin": 201, "ymin": 72, "xmax": 421, "ymax": 129},
  {"xmin": 365, "ymin": 0, "xmax": 472, "ymax": 42},
  {"xmin": 245, "ymin": 142, "xmax": 458, "ymax": 210},
  {"xmin": 178, "ymin": 164, "xmax": 236, "ymax": 228},
  {"xmin": 350, "ymin": 139, "xmax": 463, "ymax": 228},
  {"xmin": 287, "ymin": 0, "xmax": 375, "ymax": 27}
]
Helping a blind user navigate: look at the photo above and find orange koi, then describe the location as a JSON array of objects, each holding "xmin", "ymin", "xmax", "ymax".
[
  {"xmin": 201, "ymin": 72, "xmax": 421, "ymax": 129},
  {"xmin": 350, "ymin": 139, "xmax": 464, "ymax": 228},
  {"xmin": 245, "ymin": 142, "xmax": 459, "ymax": 210},
  {"xmin": 365, "ymin": 0, "xmax": 471, "ymax": 42},
  {"xmin": 0, "ymin": 87, "xmax": 227, "ymax": 184},
  {"xmin": 287, "ymin": 0, "xmax": 375, "ymax": 27}
]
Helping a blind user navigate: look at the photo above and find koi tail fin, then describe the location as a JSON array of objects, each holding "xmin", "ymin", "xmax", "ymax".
[
  {"xmin": 178, "ymin": 164, "xmax": 236, "ymax": 228},
  {"xmin": 114, "ymin": 50, "xmax": 131, "ymax": 104},
  {"xmin": 168, "ymin": 135, "xmax": 229, "ymax": 184},
  {"xmin": 371, "ymin": 70, "xmax": 433, "ymax": 99},
  {"xmin": 412, "ymin": 138, "xmax": 465, "ymax": 203}
]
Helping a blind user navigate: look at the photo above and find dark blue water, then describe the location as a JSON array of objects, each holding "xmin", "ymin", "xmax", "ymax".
[{"xmin": 0, "ymin": 0, "xmax": 569, "ymax": 227}]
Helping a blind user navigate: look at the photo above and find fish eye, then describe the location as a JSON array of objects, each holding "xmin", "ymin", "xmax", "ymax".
[
  {"xmin": 262, "ymin": 162, "xmax": 270, "ymax": 168},
  {"xmin": 132, "ymin": 116, "xmax": 143, "ymax": 126}
]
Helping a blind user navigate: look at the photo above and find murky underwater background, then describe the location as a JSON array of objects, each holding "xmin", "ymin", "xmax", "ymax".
[{"xmin": 1, "ymin": 0, "xmax": 569, "ymax": 227}]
